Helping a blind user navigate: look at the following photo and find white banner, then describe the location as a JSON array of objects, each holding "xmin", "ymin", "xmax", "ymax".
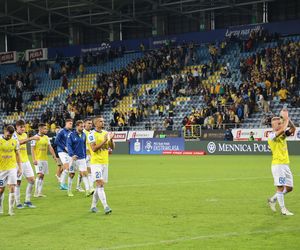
[
  {"xmin": 127, "ymin": 131, "xmax": 154, "ymax": 140},
  {"xmin": 25, "ymin": 48, "xmax": 48, "ymax": 61},
  {"xmin": 110, "ymin": 131, "xmax": 128, "ymax": 142},
  {"xmin": 232, "ymin": 128, "xmax": 264, "ymax": 141},
  {"xmin": 0, "ymin": 51, "xmax": 17, "ymax": 64},
  {"xmin": 232, "ymin": 128, "xmax": 300, "ymax": 141}
]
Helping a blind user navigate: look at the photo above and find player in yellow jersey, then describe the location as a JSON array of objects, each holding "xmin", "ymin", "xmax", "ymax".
[
  {"xmin": 31, "ymin": 123, "xmax": 58, "ymax": 197},
  {"xmin": 0, "ymin": 125, "xmax": 22, "ymax": 216},
  {"xmin": 88, "ymin": 117, "xmax": 115, "ymax": 214},
  {"xmin": 13, "ymin": 120, "xmax": 40, "ymax": 209},
  {"xmin": 267, "ymin": 108, "xmax": 296, "ymax": 216},
  {"xmin": 76, "ymin": 118, "xmax": 94, "ymax": 192}
]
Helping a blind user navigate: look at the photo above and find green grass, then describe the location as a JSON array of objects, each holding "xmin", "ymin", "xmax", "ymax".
[{"xmin": 1, "ymin": 155, "xmax": 300, "ymax": 250}]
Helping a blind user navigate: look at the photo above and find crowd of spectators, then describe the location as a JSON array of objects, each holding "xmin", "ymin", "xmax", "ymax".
[{"xmin": 1, "ymin": 30, "xmax": 300, "ymax": 133}]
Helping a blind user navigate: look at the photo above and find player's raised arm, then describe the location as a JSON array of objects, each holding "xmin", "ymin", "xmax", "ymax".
[
  {"xmin": 108, "ymin": 132, "xmax": 115, "ymax": 150},
  {"xmin": 286, "ymin": 118, "xmax": 296, "ymax": 136},
  {"xmin": 18, "ymin": 135, "xmax": 40, "ymax": 145}
]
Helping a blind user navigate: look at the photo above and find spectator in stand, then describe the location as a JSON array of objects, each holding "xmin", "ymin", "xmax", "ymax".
[
  {"xmin": 278, "ymin": 86, "xmax": 289, "ymax": 103},
  {"xmin": 224, "ymin": 129, "xmax": 233, "ymax": 141},
  {"xmin": 62, "ymin": 74, "xmax": 68, "ymax": 90}
]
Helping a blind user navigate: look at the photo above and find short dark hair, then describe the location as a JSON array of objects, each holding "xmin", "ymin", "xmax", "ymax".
[
  {"xmin": 84, "ymin": 118, "xmax": 92, "ymax": 123},
  {"xmin": 16, "ymin": 119, "xmax": 26, "ymax": 127},
  {"xmin": 38, "ymin": 123, "xmax": 46, "ymax": 128},
  {"xmin": 5, "ymin": 125, "xmax": 15, "ymax": 134},
  {"xmin": 76, "ymin": 120, "xmax": 84, "ymax": 126},
  {"xmin": 65, "ymin": 119, "xmax": 73, "ymax": 123}
]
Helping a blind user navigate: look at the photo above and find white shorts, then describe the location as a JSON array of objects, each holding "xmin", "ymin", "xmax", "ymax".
[
  {"xmin": 86, "ymin": 155, "xmax": 91, "ymax": 168},
  {"xmin": 58, "ymin": 152, "xmax": 71, "ymax": 165},
  {"xmin": 0, "ymin": 168, "xmax": 17, "ymax": 186},
  {"xmin": 17, "ymin": 161, "xmax": 34, "ymax": 181},
  {"xmin": 90, "ymin": 164, "xmax": 108, "ymax": 183},
  {"xmin": 35, "ymin": 161, "xmax": 49, "ymax": 175},
  {"xmin": 69, "ymin": 159, "xmax": 87, "ymax": 173},
  {"xmin": 271, "ymin": 164, "xmax": 293, "ymax": 187}
]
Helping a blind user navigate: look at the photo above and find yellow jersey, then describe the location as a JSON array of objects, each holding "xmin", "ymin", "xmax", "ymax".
[
  {"xmin": 13, "ymin": 132, "xmax": 29, "ymax": 163},
  {"xmin": 0, "ymin": 136, "xmax": 19, "ymax": 170},
  {"xmin": 31, "ymin": 134, "xmax": 50, "ymax": 161},
  {"xmin": 268, "ymin": 132, "xmax": 289, "ymax": 165},
  {"xmin": 83, "ymin": 129, "xmax": 91, "ymax": 156},
  {"xmin": 88, "ymin": 130, "xmax": 109, "ymax": 164}
]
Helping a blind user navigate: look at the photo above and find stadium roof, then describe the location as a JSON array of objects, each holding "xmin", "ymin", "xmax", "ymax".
[{"xmin": 0, "ymin": 0, "xmax": 274, "ymax": 43}]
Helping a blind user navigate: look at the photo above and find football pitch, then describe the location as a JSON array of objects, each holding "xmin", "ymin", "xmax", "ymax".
[{"xmin": 1, "ymin": 155, "xmax": 300, "ymax": 250}]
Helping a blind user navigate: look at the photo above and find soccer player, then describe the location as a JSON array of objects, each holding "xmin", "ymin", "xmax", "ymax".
[
  {"xmin": 31, "ymin": 123, "xmax": 57, "ymax": 197},
  {"xmin": 55, "ymin": 119, "xmax": 73, "ymax": 190},
  {"xmin": 67, "ymin": 120, "xmax": 94, "ymax": 197},
  {"xmin": 267, "ymin": 109, "xmax": 296, "ymax": 216},
  {"xmin": 77, "ymin": 118, "xmax": 94, "ymax": 191},
  {"xmin": 0, "ymin": 125, "xmax": 22, "ymax": 216},
  {"xmin": 51, "ymin": 126, "xmax": 63, "ymax": 183},
  {"xmin": 13, "ymin": 120, "xmax": 40, "ymax": 209},
  {"xmin": 88, "ymin": 117, "xmax": 115, "ymax": 214}
]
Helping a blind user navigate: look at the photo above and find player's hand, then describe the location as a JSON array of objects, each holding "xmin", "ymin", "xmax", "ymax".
[
  {"xmin": 31, "ymin": 135, "xmax": 40, "ymax": 141},
  {"xmin": 109, "ymin": 132, "xmax": 115, "ymax": 140},
  {"xmin": 33, "ymin": 160, "xmax": 38, "ymax": 165},
  {"xmin": 72, "ymin": 155, "xmax": 78, "ymax": 161},
  {"xmin": 280, "ymin": 108, "xmax": 289, "ymax": 120},
  {"xmin": 17, "ymin": 167, "xmax": 22, "ymax": 177}
]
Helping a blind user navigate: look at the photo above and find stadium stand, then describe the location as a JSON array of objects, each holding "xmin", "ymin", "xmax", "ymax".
[{"xmin": 1, "ymin": 32, "xmax": 300, "ymax": 132}]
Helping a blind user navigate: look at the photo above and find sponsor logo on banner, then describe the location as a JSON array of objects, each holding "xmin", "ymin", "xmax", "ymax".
[
  {"xmin": 225, "ymin": 24, "xmax": 262, "ymax": 38},
  {"xmin": 233, "ymin": 129, "xmax": 264, "ymax": 141},
  {"xmin": 25, "ymin": 48, "xmax": 48, "ymax": 61},
  {"xmin": 207, "ymin": 142, "xmax": 217, "ymax": 153},
  {"xmin": 127, "ymin": 131, "xmax": 154, "ymax": 140},
  {"xmin": 206, "ymin": 141, "xmax": 271, "ymax": 154},
  {"xmin": 81, "ymin": 43, "xmax": 111, "ymax": 53},
  {"xmin": 0, "ymin": 51, "xmax": 17, "ymax": 64},
  {"xmin": 129, "ymin": 138, "xmax": 184, "ymax": 155},
  {"xmin": 109, "ymin": 131, "xmax": 127, "ymax": 142}
]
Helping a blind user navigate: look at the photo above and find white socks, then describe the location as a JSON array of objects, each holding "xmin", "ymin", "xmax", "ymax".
[
  {"xmin": 60, "ymin": 170, "xmax": 68, "ymax": 185},
  {"xmin": 91, "ymin": 190, "xmax": 99, "ymax": 208},
  {"xmin": 96, "ymin": 187, "xmax": 108, "ymax": 208},
  {"xmin": 82, "ymin": 176, "xmax": 90, "ymax": 191},
  {"xmin": 88, "ymin": 174, "xmax": 93, "ymax": 187},
  {"xmin": 271, "ymin": 187, "xmax": 288, "ymax": 203},
  {"xmin": 15, "ymin": 185, "xmax": 21, "ymax": 205},
  {"xmin": 35, "ymin": 178, "xmax": 43, "ymax": 195},
  {"xmin": 25, "ymin": 182, "xmax": 34, "ymax": 202},
  {"xmin": 276, "ymin": 192, "xmax": 285, "ymax": 209},
  {"xmin": 8, "ymin": 193, "xmax": 15, "ymax": 214},
  {"xmin": 76, "ymin": 175, "xmax": 82, "ymax": 189},
  {"xmin": 68, "ymin": 176, "xmax": 73, "ymax": 192}
]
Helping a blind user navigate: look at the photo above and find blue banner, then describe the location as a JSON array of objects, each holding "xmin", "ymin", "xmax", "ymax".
[{"xmin": 129, "ymin": 138, "xmax": 185, "ymax": 155}]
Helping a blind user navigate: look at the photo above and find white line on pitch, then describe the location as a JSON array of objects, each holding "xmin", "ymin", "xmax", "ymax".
[{"xmin": 96, "ymin": 227, "xmax": 300, "ymax": 250}]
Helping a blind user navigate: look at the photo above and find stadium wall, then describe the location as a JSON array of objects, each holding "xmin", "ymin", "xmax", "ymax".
[{"xmin": 48, "ymin": 19, "xmax": 300, "ymax": 58}]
